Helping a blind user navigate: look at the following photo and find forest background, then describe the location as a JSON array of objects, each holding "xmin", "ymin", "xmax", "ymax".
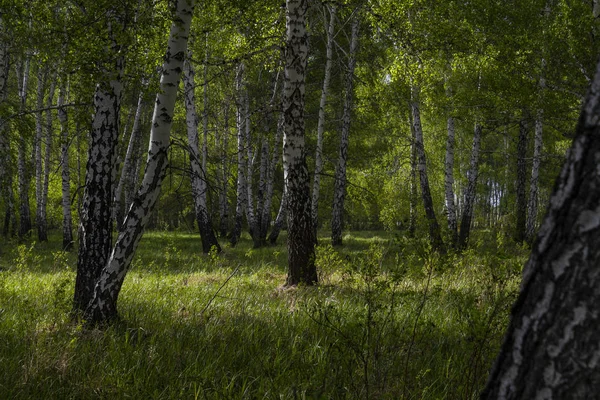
[{"xmin": 0, "ymin": 0, "xmax": 598, "ymax": 398}]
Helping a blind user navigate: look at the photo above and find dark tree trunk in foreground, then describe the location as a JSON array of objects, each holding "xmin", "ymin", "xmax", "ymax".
[
  {"xmin": 283, "ymin": 0, "xmax": 316, "ymax": 286},
  {"xmin": 411, "ymin": 87, "xmax": 445, "ymax": 253},
  {"xmin": 481, "ymin": 59, "xmax": 600, "ymax": 400},
  {"xmin": 83, "ymin": 0, "xmax": 194, "ymax": 324}
]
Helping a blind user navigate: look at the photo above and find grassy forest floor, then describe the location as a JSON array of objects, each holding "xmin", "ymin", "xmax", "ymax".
[{"xmin": 0, "ymin": 229, "xmax": 528, "ymax": 399}]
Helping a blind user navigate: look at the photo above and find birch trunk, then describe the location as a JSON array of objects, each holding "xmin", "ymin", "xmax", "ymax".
[
  {"xmin": 457, "ymin": 123, "xmax": 482, "ymax": 249},
  {"xmin": 17, "ymin": 57, "xmax": 32, "ymax": 238},
  {"xmin": 34, "ymin": 66, "xmax": 47, "ymax": 241},
  {"xmin": 0, "ymin": 31, "xmax": 15, "ymax": 239},
  {"xmin": 283, "ymin": 0, "xmax": 316, "ymax": 285},
  {"xmin": 57, "ymin": 82, "xmax": 73, "ymax": 250},
  {"xmin": 311, "ymin": 4, "xmax": 336, "ymax": 234},
  {"xmin": 42, "ymin": 72, "xmax": 56, "ymax": 242},
  {"xmin": 74, "ymin": 54, "xmax": 124, "ymax": 315},
  {"xmin": 269, "ymin": 187, "xmax": 287, "ymax": 245},
  {"xmin": 515, "ymin": 114, "xmax": 529, "ymax": 243},
  {"xmin": 411, "ymin": 87, "xmax": 445, "ymax": 253},
  {"xmin": 482, "ymin": 58, "xmax": 600, "ymax": 400},
  {"xmin": 526, "ymin": 111, "xmax": 543, "ymax": 243},
  {"xmin": 83, "ymin": 0, "xmax": 194, "ymax": 324},
  {"xmin": 230, "ymin": 64, "xmax": 247, "ymax": 246},
  {"xmin": 331, "ymin": 15, "xmax": 359, "ymax": 247},
  {"xmin": 115, "ymin": 90, "xmax": 145, "ymax": 230},
  {"xmin": 244, "ymin": 90, "xmax": 257, "ymax": 237},
  {"xmin": 218, "ymin": 99, "xmax": 230, "ymax": 237},
  {"xmin": 183, "ymin": 54, "xmax": 220, "ymax": 253},
  {"xmin": 408, "ymin": 110, "xmax": 417, "ymax": 238},
  {"xmin": 262, "ymin": 110, "xmax": 284, "ymax": 244},
  {"xmin": 445, "ymin": 115, "xmax": 458, "ymax": 246}
]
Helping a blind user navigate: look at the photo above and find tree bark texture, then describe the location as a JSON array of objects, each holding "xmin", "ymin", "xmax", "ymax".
[
  {"xmin": 57, "ymin": 82, "xmax": 73, "ymax": 250},
  {"xmin": 83, "ymin": 0, "xmax": 195, "ymax": 324},
  {"xmin": 183, "ymin": 55, "xmax": 220, "ymax": 253},
  {"xmin": 458, "ymin": 123, "xmax": 482, "ymax": 249},
  {"xmin": 481, "ymin": 58, "xmax": 600, "ymax": 400},
  {"xmin": 411, "ymin": 87, "xmax": 445, "ymax": 253},
  {"xmin": 283, "ymin": 0, "xmax": 317, "ymax": 285},
  {"xmin": 74, "ymin": 56, "xmax": 124, "ymax": 315},
  {"xmin": 331, "ymin": 15, "xmax": 359, "ymax": 247},
  {"xmin": 515, "ymin": 115, "xmax": 529, "ymax": 243},
  {"xmin": 311, "ymin": 4, "xmax": 335, "ymax": 235}
]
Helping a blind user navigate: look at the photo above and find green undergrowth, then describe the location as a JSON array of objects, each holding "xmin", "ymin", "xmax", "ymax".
[{"xmin": 0, "ymin": 229, "xmax": 527, "ymax": 399}]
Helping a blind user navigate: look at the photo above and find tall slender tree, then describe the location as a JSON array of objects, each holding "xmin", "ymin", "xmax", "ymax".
[{"xmin": 283, "ymin": 0, "xmax": 316, "ymax": 285}]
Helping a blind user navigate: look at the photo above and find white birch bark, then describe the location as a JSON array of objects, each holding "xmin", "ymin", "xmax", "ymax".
[
  {"xmin": 57, "ymin": 81, "xmax": 73, "ymax": 250},
  {"xmin": 331, "ymin": 15, "xmax": 359, "ymax": 246},
  {"xmin": 283, "ymin": 0, "xmax": 316, "ymax": 285},
  {"xmin": 444, "ymin": 71, "xmax": 458, "ymax": 245},
  {"xmin": 84, "ymin": 0, "xmax": 195, "ymax": 324},
  {"xmin": 41, "ymin": 71, "xmax": 56, "ymax": 242},
  {"xmin": 311, "ymin": 4, "xmax": 336, "ymax": 234},
  {"xmin": 183, "ymin": 53, "xmax": 220, "ymax": 253},
  {"xmin": 244, "ymin": 89, "xmax": 256, "ymax": 235},
  {"xmin": 218, "ymin": 99, "xmax": 230, "ymax": 237},
  {"xmin": 230, "ymin": 63, "xmax": 247, "ymax": 246}
]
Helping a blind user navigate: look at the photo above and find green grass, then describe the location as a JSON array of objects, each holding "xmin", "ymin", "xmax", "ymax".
[{"xmin": 0, "ymin": 229, "xmax": 527, "ymax": 399}]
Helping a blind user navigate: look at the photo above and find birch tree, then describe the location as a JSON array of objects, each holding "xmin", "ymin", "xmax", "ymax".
[
  {"xmin": 514, "ymin": 114, "xmax": 529, "ymax": 243},
  {"xmin": 331, "ymin": 14, "xmax": 359, "ymax": 247},
  {"xmin": 83, "ymin": 0, "xmax": 195, "ymax": 324},
  {"xmin": 57, "ymin": 81, "xmax": 73, "ymax": 250},
  {"xmin": 16, "ymin": 56, "xmax": 32, "ymax": 238},
  {"xmin": 311, "ymin": 4, "xmax": 335, "ymax": 235},
  {"xmin": 457, "ymin": 123, "xmax": 482, "ymax": 249},
  {"xmin": 283, "ymin": 0, "xmax": 316, "ymax": 285},
  {"xmin": 482, "ymin": 57, "xmax": 600, "ymax": 400},
  {"xmin": 230, "ymin": 63, "xmax": 247, "ymax": 246},
  {"xmin": 410, "ymin": 85, "xmax": 445, "ymax": 253},
  {"xmin": 444, "ymin": 70, "xmax": 458, "ymax": 245},
  {"xmin": 183, "ymin": 52, "xmax": 220, "ymax": 253}
]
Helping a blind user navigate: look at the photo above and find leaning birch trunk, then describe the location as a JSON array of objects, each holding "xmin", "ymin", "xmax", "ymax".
[
  {"xmin": 115, "ymin": 89, "xmax": 145, "ymax": 230},
  {"xmin": 230, "ymin": 64, "xmax": 247, "ymax": 246},
  {"xmin": 83, "ymin": 0, "xmax": 195, "ymax": 324},
  {"xmin": 331, "ymin": 15, "xmax": 359, "ymax": 247},
  {"xmin": 481, "ymin": 57, "xmax": 600, "ymax": 400},
  {"xmin": 74, "ymin": 53, "xmax": 124, "ymax": 316},
  {"xmin": 183, "ymin": 54, "xmax": 220, "ymax": 253},
  {"xmin": 311, "ymin": 4, "xmax": 336, "ymax": 235},
  {"xmin": 34, "ymin": 65, "xmax": 47, "ymax": 241},
  {"xmin": 57, "ymin": 82, "xmax": 73, "ymax": 251},
  {"xmin": 17, "ymin": 57, "xmax": 32, "ymax": 238},
  {"xmin": 283, "ymin": 0, "xmax": 316, "ymax": 285},
  {"xmin": 411, "ymin": 86, "xmax": 445, "ymax": 253},
  {"xmin": 515, "ymin": 114, "xmax": 529, "ymax": 243},
  {"xmin": 457, "ymin": 123, "xmax": 482, "ymax": 249}
]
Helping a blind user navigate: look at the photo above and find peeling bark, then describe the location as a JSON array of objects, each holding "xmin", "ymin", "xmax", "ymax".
[
  {"xmin": 283, "ymin": 0, "xmax": 316, "ymax": 285},
  {"xmin": 482, "ymin": 58, "xmax": 600, "ymax": 400}
]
